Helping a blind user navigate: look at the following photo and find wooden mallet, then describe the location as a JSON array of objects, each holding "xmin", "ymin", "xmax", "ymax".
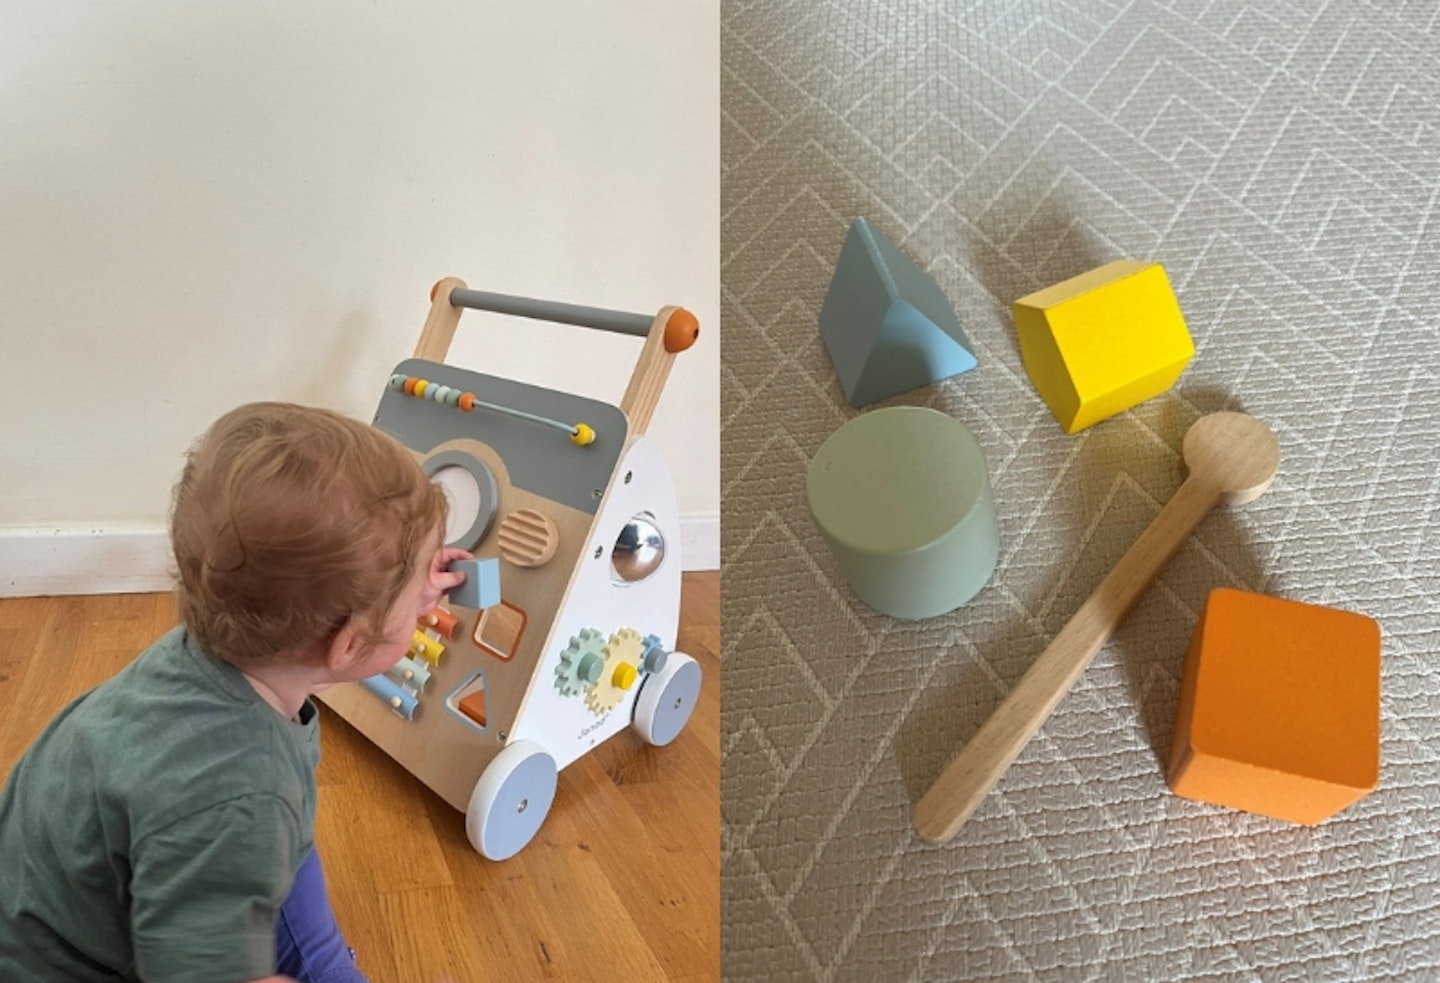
[{"xmin": 912, "ymin": 411, "xmax": 1280, "ymax": 844}]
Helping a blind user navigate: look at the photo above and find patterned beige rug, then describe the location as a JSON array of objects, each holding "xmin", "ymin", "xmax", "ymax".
[{"xmin": 721, "ymin": 3, "xmax": 1440, "ymax": 980}]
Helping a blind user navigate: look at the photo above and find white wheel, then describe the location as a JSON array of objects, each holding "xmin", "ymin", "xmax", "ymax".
[
  {"xmin": 465, "ymin": 740, "xmax": 557, "ymax": 860},
  {"xmin": 632, "ymin": 652, "xmax": 701, "ymax": 747}
]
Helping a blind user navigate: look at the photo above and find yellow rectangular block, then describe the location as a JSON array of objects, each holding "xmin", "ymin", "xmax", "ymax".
[{"xmin": 1014, "ymin": 260, "xmax": 1195, "ymax": 433}]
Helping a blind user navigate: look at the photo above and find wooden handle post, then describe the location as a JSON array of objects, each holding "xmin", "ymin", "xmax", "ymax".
[
  {"xmin": 414, "ymin": 277, "xmax": 469, "ymax": 362},
  {"xmin": 911, "ymin": 412, "xmax": 1280, "ymax": 844},
  {"xmin": 619, "ymin": 306, "xmax": 699, "ymax": 436}
]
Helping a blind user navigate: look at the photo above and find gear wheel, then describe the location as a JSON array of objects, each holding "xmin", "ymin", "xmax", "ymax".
[
  {"xmin": 583, "ymin": 627, "xmax": 645, "ymax": 715},
  {"xmin": 639, "ymin": 633, "xmax": 669, "ymax": 676},
  {"xmin": 555, "ymin": 628, "xmax": 606, "ymax": 697}
]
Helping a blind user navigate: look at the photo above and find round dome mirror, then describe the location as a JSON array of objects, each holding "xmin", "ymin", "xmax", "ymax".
[
  {"xmin": 422, "ymin": 450, "xmax": 499, "ymax": 552},
  {"xmin": 611, "ymin": 513, "xmax": 665, "ymax": 584}
]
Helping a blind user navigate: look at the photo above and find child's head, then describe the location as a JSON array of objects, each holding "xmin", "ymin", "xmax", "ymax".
[{"xmin": 171, "ymin": 402, "xmax": 446, "ymax": 666}]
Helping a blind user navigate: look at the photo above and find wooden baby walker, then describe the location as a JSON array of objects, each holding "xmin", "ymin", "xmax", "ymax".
[{"xmin": 318, "ymin": 277, "xmax": 702, "ymax": 861}]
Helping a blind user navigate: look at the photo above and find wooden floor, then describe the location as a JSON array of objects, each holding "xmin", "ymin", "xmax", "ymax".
[{"xmin": 0, "ymin": 571, "xmax": 719, "ymax": 983}]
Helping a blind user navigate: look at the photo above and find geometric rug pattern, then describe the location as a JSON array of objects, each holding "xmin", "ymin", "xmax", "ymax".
[{"xmin": 721, "ymin": 3, "xmax": 1440, "ymax": 978}]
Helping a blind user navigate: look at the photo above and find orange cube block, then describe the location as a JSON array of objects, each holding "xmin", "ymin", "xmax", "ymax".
[{"xmin": 1167, "ymin": 588, "xmax": 1381, "ymax": 825}]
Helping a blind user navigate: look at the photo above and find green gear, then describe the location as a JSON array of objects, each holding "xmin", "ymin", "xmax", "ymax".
[{"xmin": 555, "ymin": 628, "xmax": 606, "ymax": 697}]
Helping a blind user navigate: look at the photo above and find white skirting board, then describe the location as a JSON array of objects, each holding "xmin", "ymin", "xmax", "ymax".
[
  {"xmin": 0, "ymin": 514, "xmax": 721, "ymax": 598},
  {"xmin": 679, "ymin": 511, "xmax": 720, "ymax": 572}
]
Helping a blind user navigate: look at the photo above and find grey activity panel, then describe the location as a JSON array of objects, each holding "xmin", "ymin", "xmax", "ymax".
[{"xmin": 378, "ymin": 358, "xmax": 628, "ymax": 515}]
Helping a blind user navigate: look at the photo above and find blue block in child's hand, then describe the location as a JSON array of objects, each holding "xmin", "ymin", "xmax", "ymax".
[{"xmin": 447, "ymin": 557, "xmax": 501, "ymax": 609}]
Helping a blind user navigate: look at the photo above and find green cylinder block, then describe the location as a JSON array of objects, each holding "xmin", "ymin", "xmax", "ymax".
[{"xmin": 805, "ymin": 406, "xmax": 999, "ymax": 620}]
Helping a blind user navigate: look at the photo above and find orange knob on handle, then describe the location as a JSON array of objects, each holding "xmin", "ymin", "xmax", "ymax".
[{"xmin": 663, "ymin": 308, "xmax": 700, "ymax": 353}]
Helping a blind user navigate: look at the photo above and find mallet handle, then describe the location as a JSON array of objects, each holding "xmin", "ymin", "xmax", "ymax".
[{"xmin": 911, "ymin": 475, "xmax": 1223, "ymax": 844}]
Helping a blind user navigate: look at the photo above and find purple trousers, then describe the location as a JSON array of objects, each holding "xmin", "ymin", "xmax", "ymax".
[{"xmin": 275, "ymin": 849, "xmax": 368, "ymax": 983}]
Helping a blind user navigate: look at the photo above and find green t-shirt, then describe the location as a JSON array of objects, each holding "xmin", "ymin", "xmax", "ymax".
[{"xmin": 0, "ymin": 625, "xmax": 321, "ymax": 982}]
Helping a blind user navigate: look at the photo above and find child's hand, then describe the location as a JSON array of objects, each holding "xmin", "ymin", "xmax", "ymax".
[{"xmin": 418, "ymin": 547, "xmax": 472, "ymax": 613}]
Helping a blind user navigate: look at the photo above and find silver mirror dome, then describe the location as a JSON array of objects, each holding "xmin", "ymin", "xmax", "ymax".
[{"xmin": 611, "ymin": 513, "xmax": 665, "ymax": 584}]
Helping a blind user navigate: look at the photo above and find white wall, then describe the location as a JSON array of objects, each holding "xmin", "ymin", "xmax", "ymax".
[{"xmin": 0, "ymin": 1, "xmax": 720, "ymax": 594}]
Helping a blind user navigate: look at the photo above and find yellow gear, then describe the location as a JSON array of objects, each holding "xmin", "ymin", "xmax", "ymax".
[{"xmin": 583, "ymin": 628, "xmax": 645, "ymax": 715}]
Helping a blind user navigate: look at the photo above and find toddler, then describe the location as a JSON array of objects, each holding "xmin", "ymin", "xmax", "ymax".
[{"xmin": 0, "ymin": 402, "xmax": 467, "ymax": 982}]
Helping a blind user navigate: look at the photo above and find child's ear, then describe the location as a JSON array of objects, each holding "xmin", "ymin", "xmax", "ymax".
[{"xmin": 324, "ymin": 621, "xmax": 369, "ymax": 675}]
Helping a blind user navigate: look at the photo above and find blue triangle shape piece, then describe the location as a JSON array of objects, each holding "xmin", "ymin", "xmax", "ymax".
[
  {"xmin": 818, "ymin": 220, "xmax": 893, "ymax": 399},
  {"xmin": 865, "ymin": 228, "xmax": 974, "ymax": 350},
  {"xmin": 847, "ymin": 300, "xmax": 978, "ymax": 407},
  {"xmin": 819, "ymin": 218, "xmax": 978, "ymax": 406}
]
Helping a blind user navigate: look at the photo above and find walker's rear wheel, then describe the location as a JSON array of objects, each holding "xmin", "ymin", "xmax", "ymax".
[
  {"xmin": 632, "ymin": 652, "xmax": 702, "ymax": 747},
  {"xmin": 465, "ymin": 740, "xmax": 557, "ymax": 860}
]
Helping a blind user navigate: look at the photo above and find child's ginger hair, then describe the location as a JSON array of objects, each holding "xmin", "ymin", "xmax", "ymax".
[{"xmin": 170, "ymin": 402, "xmax": 447, "ymax": 665}]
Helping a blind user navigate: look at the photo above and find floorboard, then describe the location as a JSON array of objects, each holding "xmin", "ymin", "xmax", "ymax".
[{"xmin": 0, "ymin": 572, "xmax": 719, "ymax": 982}]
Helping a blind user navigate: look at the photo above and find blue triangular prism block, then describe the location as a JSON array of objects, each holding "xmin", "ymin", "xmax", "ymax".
[
  {"xmin": 819, "ymin": 217, "xmax": 978, "ymax": 407},
  {"xmin": 849, "ymin": 301, "xmax": 979, "ymax": 408}
]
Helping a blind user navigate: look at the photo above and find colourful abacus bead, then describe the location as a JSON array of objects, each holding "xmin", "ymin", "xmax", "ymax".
[
  {"xmin": 403, "ymin": 377, "xmax": 419, "ymax": 395},
  {"xmin": 414, "ymin": 379, "xmax": 430, "ymax": 398},
  {"xmin": 389, "ymin": 374, "xmax": 407, "ymax": 391},
  {"xmin": 571, "ymin": 423, "xmax": 596, "ymax": 446},
  {"xmin": 444, "ymin": 388, "xmax": 461, "ymax": 407},
  {"xmin": 459, "ymin": 393, "xmax": 476, "ymax": 411}
]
